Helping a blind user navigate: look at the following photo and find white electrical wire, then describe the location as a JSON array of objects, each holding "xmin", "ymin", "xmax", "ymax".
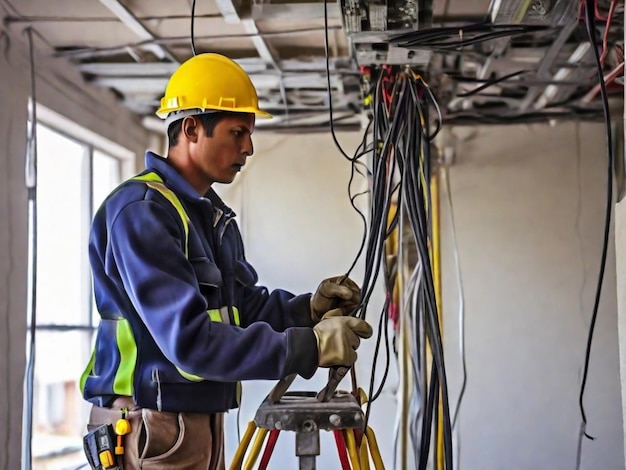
[
  {"xmin": 396, "ymin": 198, "xmax": 408, "ymax": 470},
  {"xmin": 442, "ymin": 165, "xmax": 467, "ymax": 470},
  {"xmin": 407, "ymin": 261, "xmax": 425, "ymax": 465}
]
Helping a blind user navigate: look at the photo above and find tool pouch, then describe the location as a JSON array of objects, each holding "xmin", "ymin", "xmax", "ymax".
[{"xmin": 83, "ymin": 424, "xmax": 121, "ymax": 470}]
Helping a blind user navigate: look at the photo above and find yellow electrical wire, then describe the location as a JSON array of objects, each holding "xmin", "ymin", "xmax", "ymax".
[
  {"xmin": 229, "ymin": 421, "xmax": 257, "ymax": 470},
  {"xmin": 345, "ymin": 429, "xmax": 361, "ymax": 470},
  {"xmin": 360, "ymin": 434, "xmax": 371, "ymax": 470},
  {"xmin": 365, "ymin": 427, "xmax": 386, "ymax": 470},
  {"xmin": 431, "ymin": 170, "xmax": 444, "ymax": 470}
]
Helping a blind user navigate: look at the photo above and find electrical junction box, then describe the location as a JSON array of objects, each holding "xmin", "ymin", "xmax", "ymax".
[{"xmin": 339, "ymin": 0, "xmax": 433, "ymax": 66}]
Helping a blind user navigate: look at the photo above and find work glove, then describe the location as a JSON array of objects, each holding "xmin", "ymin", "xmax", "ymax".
[
  {"xmin": 312, "ymin": 309, "xmax": 373, "ymax": 367},
  {"xmin": 310, "ymin": 275, "xmax": 361, "ymax": 323}
]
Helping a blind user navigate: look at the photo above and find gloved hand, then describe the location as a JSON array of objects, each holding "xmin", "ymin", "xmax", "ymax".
[
  {"xmin": 310, "ymin": 276, "xmax": 361, "ymax": 323},
  {"xmin": 312, "ymin": 309, "xmax": 373, "ymax": 367}
]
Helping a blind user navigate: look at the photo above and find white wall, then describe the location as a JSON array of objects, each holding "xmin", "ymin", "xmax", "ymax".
[
  {"xmin": 0, "ymin": 28, "xmax": 148, "ymax": 470},
  {"xmin": 216, "ymin": 121, "xmax": 624, "ymax": 469},
  {"xmin": 440, "ymin": 122, "xmax": 623, "ymax": 470}
]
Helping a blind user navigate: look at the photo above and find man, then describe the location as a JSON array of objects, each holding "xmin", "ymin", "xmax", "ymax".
[{"xmin": 80, "ymin": 52, "xmax": 372, "ymax": 469}]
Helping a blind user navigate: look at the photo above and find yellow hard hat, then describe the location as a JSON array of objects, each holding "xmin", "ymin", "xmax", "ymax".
[{"xmin": 156, "ymin": 53, "xmax": 272, "ymax": 120}]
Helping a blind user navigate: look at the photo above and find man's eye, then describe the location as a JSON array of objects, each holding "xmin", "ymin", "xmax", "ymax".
[{"xmin": 233, "ymin": 130, "xmax": 242, "ymax": 137}]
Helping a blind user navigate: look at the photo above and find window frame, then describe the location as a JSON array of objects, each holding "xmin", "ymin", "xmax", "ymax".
[
  {"xmin": 32, "ymin": 104, "xmax": 136, "ymax": 333},
  {"xmin": 28, "ymin": 104, "xmax": 138, "ymax": 463}
]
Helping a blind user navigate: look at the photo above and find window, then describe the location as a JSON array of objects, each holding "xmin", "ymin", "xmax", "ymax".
[{"xmin": 29, "ymin": 111, "xmax": 134, "ymax": 469}]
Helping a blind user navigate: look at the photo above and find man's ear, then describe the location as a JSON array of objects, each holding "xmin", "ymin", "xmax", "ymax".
[{"xmin": 181, "ymin": 116, "xmax": 200, "ymax": 143}]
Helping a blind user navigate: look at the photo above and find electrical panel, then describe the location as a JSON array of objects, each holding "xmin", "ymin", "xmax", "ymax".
[{"xmin": 339, "ymin": 0, "xmax": 433, "ymax": 66}]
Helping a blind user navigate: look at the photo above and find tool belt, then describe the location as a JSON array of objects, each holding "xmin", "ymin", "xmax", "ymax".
[
  {"xmin": 83, "ymin": 397, "xmax": 226, "ymax": 470},
  {"xmin": 83, "ymin": 398, "xmax": 140, "ymax": 470}
]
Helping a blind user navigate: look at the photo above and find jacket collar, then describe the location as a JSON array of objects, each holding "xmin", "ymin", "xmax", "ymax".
[{"xmin": 144, "ymin": 151, "xmax": 235, "ymax": 217}]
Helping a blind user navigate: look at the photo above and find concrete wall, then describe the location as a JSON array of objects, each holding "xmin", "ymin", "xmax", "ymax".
[
  {"xmin": 217, "ymin": 121, "xmax": 624, "ymax": 469},
  {"xmin": 0, "ymin": 29, "xmax": 148, "ymax": 470}
]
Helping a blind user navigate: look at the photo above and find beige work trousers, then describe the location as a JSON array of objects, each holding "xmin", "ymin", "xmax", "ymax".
[{"xmin": 88, "ymin": 398, "xmax": 225, "ymax": 470}]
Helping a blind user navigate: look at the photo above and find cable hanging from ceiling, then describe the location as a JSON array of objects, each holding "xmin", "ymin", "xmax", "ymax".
[
  {"xmin": 336, "ymin": 64, "xmax": 453, "ymax": 469},
  {"xmin": 22, "ymin": 25, "xmax": 39, "ymax": 470},
  {"xmin": 321, "ymin": 0, "xmax": 453, "ymax": 465},
  {"xmin": 576, "ymin": 0, "xmax": 615, "ymax": 466},
  {"xmin": 190, "ymin": 0, "xmax": 197, "ymax": 56}
]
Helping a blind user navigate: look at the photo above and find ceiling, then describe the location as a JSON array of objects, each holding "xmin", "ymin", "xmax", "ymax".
[{"xmin": 1, "ymin": 0, "xmax": 623, "ymax": 132}]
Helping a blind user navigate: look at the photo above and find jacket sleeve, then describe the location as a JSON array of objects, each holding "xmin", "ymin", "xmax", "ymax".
[
  {"xmin": 239, "ymin": 283, "xmax": 314, "ymax": 330},
  {"xmin": 108, "ymin": 199, "xmax": 317, "ymax": 381}
]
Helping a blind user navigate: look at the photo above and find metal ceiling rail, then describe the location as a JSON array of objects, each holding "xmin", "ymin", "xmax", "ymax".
[
  {"xmin": 214, "ymin": 0, "xmax": 282, "ymax": 69},
  {"xmin": 98, "ymin": 0, "xmax": 179, "ymax": 63},
  {"xmin": 91, "ymin": 74, "xmax": 344, "ymax": 93},
  {"xmin": 76, "ymin": 57, "xmax": 354, "ymax": 76},
  {"xmin": 251, "ymin": 2, "xmax": 341, "ymax": 21},
  {"xmin": 214, "ymin": 0, "xmax": 289, "ymax": 114}
]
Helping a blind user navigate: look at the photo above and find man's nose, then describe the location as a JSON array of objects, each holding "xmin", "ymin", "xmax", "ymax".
[{"xmin": 243, "ymin": 136, "xmax": 254, "ymax": 157}]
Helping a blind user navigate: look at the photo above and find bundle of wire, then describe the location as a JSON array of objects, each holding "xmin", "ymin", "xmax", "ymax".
[
  {"xmin": 343, "ymin": 66, "xmax": 453, "ymax": 470},
  {"xmin": 389, "ymin": 22, "xmax": 552, "ymax": 50}
]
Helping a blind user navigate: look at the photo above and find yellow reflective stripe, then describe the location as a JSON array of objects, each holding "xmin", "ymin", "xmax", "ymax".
[
  {"xmin": 236, "ymin": 381, "xmax": 242, "ymax": 405},
  {"xmin": 131, "ymin": 172, "xmax": 164, "ymax": 183},
  {"xmin": 208, "ymin": 309, "xmax": 222, "ymax": 322},
  {"xmin": 79, "ymin": 348, "xmax": 96, "ymax": 393},
  {"xmin": 233, "ymin": 306, "xmax": 240, "ymax": 326},
  {"xmin": 176, "ymin": 367, "xmax": 203, "ymax": 382},
  {"xmin": 131, "ymin": 173, "xmax": 190, "ymax": 258},
  {"xmin": 176, "ymin": 308, "xmax": 241, "ymax": 384},
  {"xmin": 147, "ymin": 182, "xmax": 189, "ymax": 257},
  {"xmin": 113, "ymin": 320, "xmax": 137, "ymax": 396},
  {"xmin": 176, "ymin": 308, "xmax": 228, "ymax": 381},
  {"xmin": 207, "ymin": 307, "xmax": 240, "ymax": 326}
]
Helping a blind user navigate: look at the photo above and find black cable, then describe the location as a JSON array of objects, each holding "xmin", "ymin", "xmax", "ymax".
[
  {"xmin": 22, "ymin": 25, "xmax": 38, "ymax": 470},
  {"xmin": 447, "ymin": 72, "xmax": 596, "ymax": 87},
  {"xmin": 350, "ymin": 70, "xmax": 453, "ymax": 468},
  {"xmin": 390, "ymin": 23, "xmax": 551, "ymax": 49},
  {"xmin": 577, "ymin": 0, "xmax": 614, "ymax": 442},
  {"xmin": 369, "ymin": 299, "xmax": 392, "ymax": 403},
  {"xmin": 351, "ymin": 77, "xmax": 400, "ymax": 319},
  {"xmin": 190, "ymin": 0, "xmax": 197, "ymax": 56},
  {"xmin": 322, "ymin": 0, "xmax": 355, "ymax": 162},
  {"xmin": 406, "ymin": 78, "xmax": 452, "ymax": 468},
  {"xmin": 418, "ymin": 364, "xmax": 438, "ymax": 470},
  {"xmin": 363, "ymin": 297, "xmax": 392, "ymax": 432},
  {"xmin": 456, "ymin": 70, "xmax": 530, "ymax": 98},
  {"xmin": 345, "ymin": 119, "xmax": 375, "ymax": 278},
  {"xmin": 444, "ymin": 109, "xmax": 605, "ymax": 125}
]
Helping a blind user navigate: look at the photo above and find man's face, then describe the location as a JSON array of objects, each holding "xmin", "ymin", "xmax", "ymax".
[{"xmin": 190, "ymin": 113, "xmax": 255, "ymax": 185}]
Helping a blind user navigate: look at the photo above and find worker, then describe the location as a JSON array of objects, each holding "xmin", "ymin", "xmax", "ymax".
[{"xmin": 80, "ymin": 52, "xmax": 373, "ymax": 470}]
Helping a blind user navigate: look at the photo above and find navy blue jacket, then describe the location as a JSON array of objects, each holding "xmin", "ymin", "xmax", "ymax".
[{"xmin": 81, "ymin": 151, "xmax": 318, "ymax": 413}]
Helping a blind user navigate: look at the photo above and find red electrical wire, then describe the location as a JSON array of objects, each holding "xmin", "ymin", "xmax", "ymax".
[
  {"xmin": 258, "ymin": 430, "xmax": 280, "ymax": 470},
  {"xmin": 333, "ymin": 430, "xmax": 352, "ymax": 470},
  {"xmin": 595, "ymin": 0, "xmax": 609, "ymax": 21},
  {"xmin": 600, "ymin": 0, "xmax": 618, "ymax": 66},
  {"xmin": 582, "ymin": 61, "xmax": 624, "ymax": 102},
  {"xmin": 579, "ymin": 0, "xmax": 615, "ymax": 21}
]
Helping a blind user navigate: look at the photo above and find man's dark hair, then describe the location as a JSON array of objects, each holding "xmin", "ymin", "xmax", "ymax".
[{"xmin": 167, "ymin": 111, "xmax": 242, "ymax": 147}]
